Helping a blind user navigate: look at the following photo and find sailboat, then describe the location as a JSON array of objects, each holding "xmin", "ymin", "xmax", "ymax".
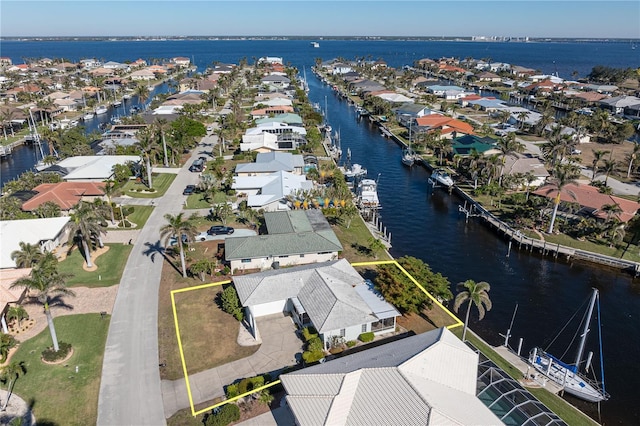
[
  {"xmin": 528, "ymin": 288, "xmax": 609, "ymax": 403},
  {"xmin": 401, "ymin": 123, "xmax": 416, "ymax": 167}
]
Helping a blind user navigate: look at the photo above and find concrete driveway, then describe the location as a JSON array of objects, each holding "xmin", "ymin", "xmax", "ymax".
[{"xmin": 161, "ymin": 313, "xmax": 303, "ymax": 418}]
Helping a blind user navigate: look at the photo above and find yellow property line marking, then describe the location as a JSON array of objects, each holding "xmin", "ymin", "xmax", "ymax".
[{"xmin": 172, "ymin": 261, "xmax": 463, "ymax": 417}]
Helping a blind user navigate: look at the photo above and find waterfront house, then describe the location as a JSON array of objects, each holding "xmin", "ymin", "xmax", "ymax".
[
  {"xmin": 394, "ymin": 103, "xmax": 432, "ymax": 126},
  {"xmin": 503, "ymin": 153, "xmax": 549, "ymax": 187},
  {"xmin": 233, "ymin": 259, "xmax": 399, "ymax": 348},
  {"xmin": 0, "ymin": 217, "xmax": 71, "ymax": 269},
  {"xmin": 20, "ymin": 181, "xmax": 106, "ymax": 213},
  {"xmin": 235, "ymin": 152, "xmax": 304, "ymax": 177},
  {"xmin": 280, "ymin": 327, "xmax": 502, "ymax": 426},
  {"xmin": 225, "ymin": 209, "xmax": 342, "ymax": 272},
  {"xmin": 599, "ymin": 95, "xmax": 640, "ymax": 116},
  {"xmin": 231, "ymin": 170, "xmax": 313, "ymax": 211},
  {"xmin": 533, "ymin": 183, "xmax": 640, "ymax": 223},
  {"xmin": 374, "ymin": 91, "xmax": 414, "ymax": 104},
  {"xmin": 171, "ymin": 57, "xmax": 191, "ymax": 67},
  {"xmin": 415, "ymin": 115, "xmax": 475, "ymax": 138},
  {"xmin": 103, "ymin": 61, "xmax": 130, "ymax": 72},
  {"xmin": 511, "ymin": 65, "xmax": 537, "ymax": 78},
  {"xmin": 260, "ymin": 74, "xmax": 291, "ymax": 90},
  {"xmin": 451, "ymin": 134, "xmax": 499, "ymax": 156},
  {"xmin": 39, "ymin": 155, "xmax": 140, "ymax": 182},
  {"xmin": 250, "ymin": 105, "xmax": 295, "ymax": 119},
  {"xmin": 130, "ymin": 69, "xmax": 155, "ymax": 81}
]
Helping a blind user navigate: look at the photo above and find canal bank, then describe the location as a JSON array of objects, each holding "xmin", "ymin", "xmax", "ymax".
[{"xmin": 307, "ymin": 70, "xmax": 639, "ymax": 426}]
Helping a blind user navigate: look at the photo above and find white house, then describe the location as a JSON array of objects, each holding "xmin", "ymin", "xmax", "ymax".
[
  {"xmin": 0, "ymin": 217, "xmax": 71, "ymax": 269},
  {"xmin": 240, "ymin": 132, "xmax": 281, "ymax": 152},
  {"xmin": 280, "ymin": 327, "xmax": 503, "ymax": 426},
  {"xmin": 41, "ymin": 155, "xmax": 140, "ymax": 181},
  {"xmin": 130, "ymin": 69, "xmax": 155, "ymax": 81},
  {"xmin": 232, "ymin": 170, "xmax": 313, "ymax": 211},
  {"xmin": 235, "ymin": 152, "xmax": 304, "ymax": 176},
  {"xmin": 233, "ymin": 259, "xmax": 400, "ymax": 349}
]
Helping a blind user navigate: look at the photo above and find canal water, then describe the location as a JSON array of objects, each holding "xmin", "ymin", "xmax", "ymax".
[{"xmin": 307, "ymin": 73, "xmax": 639, "ymax": 425}]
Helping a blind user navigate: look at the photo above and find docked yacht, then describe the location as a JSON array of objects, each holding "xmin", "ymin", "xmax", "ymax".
[
  {"xmin": 82, "ymin": 112, "xmax": 95, "ymax": 120},
  {"xmin": 95, "ymin": 105, "xmax": 108, "ymax": 115},
  {"xmin": 429, "ymin": 169, "xmax": 454, "ymax": 188},
  {"xmin": 357, "ymin": 178, "xmax": 380, "ymax": 210}
]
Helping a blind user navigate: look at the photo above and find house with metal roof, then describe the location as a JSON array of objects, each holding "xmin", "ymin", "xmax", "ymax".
[
  {"xmin": 233, "ymin": 258, "xmax": 399, "ymax": 348},
  {"xmin": 225, "ymin": 209, "xmax": 342, "ymax": 272},
  {"xmin": 255, "ymin": 113, "xmax": 303, "ymax": 126},
  {"xmin": 232, "ymin": 170, "xmax": 313, "ymax": 211},
  {"xmin": 0, "ymin": 217, "xmax": 71, "ymax": 269},
  {"xmin": 39, "ymin": 155, "xmax": 140, "ymax": 182},
  {"xmin": 235, "ymin": 152, "xmax": 304, "ymax": 177},
  {"xmin": 280, "ymin": 327, "xmax": 502, "ymax": 425},
  {"xmin": 451, "ymin": 134, "xmax": 499, "ymax": 156}
]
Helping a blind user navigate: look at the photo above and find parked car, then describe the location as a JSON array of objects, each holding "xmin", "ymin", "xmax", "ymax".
[
  {"xmin": 189, "ymin": 158, "xmax": 205, "ymax": 172},
  {"xmin": 169, "ymin": 234, "xmax": 189, "ymax": 246},
  {"xmin": 207, "ymin": 225, "xmax": 235, "ymax": 235},
  {"xmin": 183, "ymin": 185, "xmax": 196, "ymax": 195}
]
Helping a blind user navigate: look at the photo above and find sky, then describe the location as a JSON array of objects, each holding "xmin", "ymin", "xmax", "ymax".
[{"xmin": 1, "ymin": 1, "xmax": 639, "ymax": 39}]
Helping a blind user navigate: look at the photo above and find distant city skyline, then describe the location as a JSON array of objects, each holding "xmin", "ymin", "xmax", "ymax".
[{"xmin": 2, "ymin": 1, "xmax": 639, "ymax": 39}]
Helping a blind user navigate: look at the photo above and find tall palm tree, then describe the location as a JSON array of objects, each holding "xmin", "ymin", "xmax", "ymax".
[
  {"xmin": 601, "ymin": 159, "xmax": 617, "ymax": 186},
  {"xmin": 134, "ymin": 84, "xmax": 150, "ymax": 110},
  {"xmin": 545, "ymin": 165, "xmax": 580, "ymax": 234},
  {"xmin": 135, "ymin": 128, "xmax": 159, "ymax": 189},
  {"xmin": 453, "ymin": 280, "xmax": 492, "ymax": 342},
  {"xmin": 11, "ymin": 252, "xmax": 75, "ymax": 351},
  {"xmin": 591, "ymin": 149, "xmax": 609, "ymax": 182},
  {"xmin": 627, "ymin": 143, "xmax": 640, "ymax": 178},
  {"xmin": 160, "ymin": 213, "xmax": 198, "ymax": 278},
  {"xmin": 10, "ymin": 242, "xmax": 42, "ymax": 268},
  {"xmin": 601, "ymin": 203, "xmax": 623, "ymax": 223},
  {"xmin": 69, "ymin": 201, "xmax": 105, "ymax": 268},
  {"xmin": 102, "ymin": 180, "xmax": 118, "ymax": 224},
  {"xmin": 153, "ymin": 118, "xmax": 170, "ymax": 167},
  {"xmin": 1, "ymin": 361, "xmax": 26, "ymax": 411}
]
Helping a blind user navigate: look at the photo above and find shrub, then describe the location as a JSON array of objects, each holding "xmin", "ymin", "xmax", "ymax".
[
  {"xmin": 302, "ymin": 326, "xmax": 318, "ymax": 342},
  {"xmin": 358, "ymin": 332, "xmax": 374, "ymax": 343},
  {"xmin": 148, "ymin": 188, "xmax": 156, "ymax": 192},
  {"xmin": 219, "ymin": 286, "xmax": 242, "ymax": 321},
  {"xmin": 329, "ymin": 347, "xmax": 343, "ymax": 355},
  {"xmin": 204, "ymin": 403, "xmax": 240, "ymax": 426},
  {"xmin": 306, "ymin": 336, "xmax": 323, "ymax": 353},
  {"xmin": 237, "ymin": 375, "xmax": 265, "ymax": 395},
  {"xmin": 42, "ymin": 342, "xmax": 72, "ymax": 362},
  {"xmin": 346, "ymin": 340, "xmax": 357, "ymax": 348},
  {"xmin": 302, "ymin": 350, "xmax": 324, "ymax": 364},
  {"xmin": 225, "ymin": 384, "xmax": 238, "ymax": 399}
]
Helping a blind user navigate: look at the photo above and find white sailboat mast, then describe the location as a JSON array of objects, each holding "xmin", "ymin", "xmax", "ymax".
[{"xmin": 574, "ymin": 289, "xmax": 598, "ymax": 369}]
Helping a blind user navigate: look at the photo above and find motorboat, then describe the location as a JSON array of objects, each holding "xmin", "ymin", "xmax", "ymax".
[
  {"xmin": 95, "ymin": 105, "xmax": 108, "ymax": 115},
  {"xmin": 528, "ymin": 288, "xmax": 609, "ymax": 403},
  {"xmin": 112, "ymin": 99, "xmax": 122, "ymax": 108},
  {"xmin": 342, "ymin": 163, "xmax": 368, "ymax": 179},
  {"xmin": 357, "ymin": 178, "xmax": 380, "ymax": 210},
  {"xmin": 83, "ymin": 112, "xmax": 95, "ymax": 120},
  {"xmin": 429, "ymin": 169, "xmax": 454, "ymax": 188},
  {"xmin": 311, "ymin": 41, "xmax": 320, "ymax": 48}
]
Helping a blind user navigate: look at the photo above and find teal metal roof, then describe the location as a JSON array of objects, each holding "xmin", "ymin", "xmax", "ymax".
[{"xmin": 225, "ymin": 231, "xmax": 342, "ymax": 260}]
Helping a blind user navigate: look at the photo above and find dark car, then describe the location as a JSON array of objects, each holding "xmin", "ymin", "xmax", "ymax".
[
  {"xmin": 207, "ymin": 225, "xmax": 235, "ymax": 235},
  {"xmin": 183, "ymin": 185, "xmax": 196, "ymax": 195}
]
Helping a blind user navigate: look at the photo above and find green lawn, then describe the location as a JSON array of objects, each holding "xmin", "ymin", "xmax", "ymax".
[
  {"xmin": 58, "ymin": 243, "xmax": 132, "ymax": 287},
  {"xmin": 11, "ymin": 314, "xmax": 110, "ymax": 426},
  {"xmin": 122, "ymin": 173, "xmax": 176, "ymax": 198},
  {"xmin": 329, "ymin": 212, "xmax": 392, "ymax": 263},
  {"xmin": 113, "ymin": 205, "xmax": 154, "ymax": 229},
  {"xmin": 543, "ymin": 233, "xmax": 640, "ymax": 263},
  {"xmin": 184, "ymin": 191, "xmax": 230, "ymax": 210}
]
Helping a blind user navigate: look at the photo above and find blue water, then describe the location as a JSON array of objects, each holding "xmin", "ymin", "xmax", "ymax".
[{"xmin": 2, "ymin": 39, "xmax": 639, "ymax": 424}]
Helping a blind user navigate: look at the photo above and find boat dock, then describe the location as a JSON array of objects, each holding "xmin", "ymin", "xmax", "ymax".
[{"xmin": 493, "ymin": 346, "xmax": 564, "ymax": 394}]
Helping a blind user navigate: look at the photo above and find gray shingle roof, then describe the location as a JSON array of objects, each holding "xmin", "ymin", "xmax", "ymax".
[{"xmin": 224, "ymin": 231, "xmax": 342, "ymax": 260}]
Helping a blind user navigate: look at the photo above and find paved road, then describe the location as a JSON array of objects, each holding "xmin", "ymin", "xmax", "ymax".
[{"xmin": 97, "ymin": 137, "xmax": 215, "ymax": 425}]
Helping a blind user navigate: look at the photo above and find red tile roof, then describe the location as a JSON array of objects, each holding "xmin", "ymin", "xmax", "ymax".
[
  {"xmin": 415, "ymin": 115, "xmax": 475, "ymax": 135},
  {"xmin": 21, "ymin": 182, "xmax": 105, "ymax": 212},
  {"xmin": 533, "ymin": 183, "xmax": 640, "ymax": 223}
]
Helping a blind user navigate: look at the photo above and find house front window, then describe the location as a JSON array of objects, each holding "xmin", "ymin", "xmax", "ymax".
[{"xmin": 241, "ymin": 259, "xmax": 251, "ymax": 263}]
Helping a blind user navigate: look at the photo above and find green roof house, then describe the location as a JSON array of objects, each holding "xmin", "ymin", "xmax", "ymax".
[{"xmin": 451, "ymin": 134, "xmax": 498, "ymax": 156}]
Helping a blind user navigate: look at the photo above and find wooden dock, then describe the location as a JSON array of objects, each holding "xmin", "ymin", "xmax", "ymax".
[{"xmin": 493, "ymin": 346, "xmax": 564, "ymax": 394}]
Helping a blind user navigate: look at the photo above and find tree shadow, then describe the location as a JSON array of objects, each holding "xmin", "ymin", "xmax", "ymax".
[
  {"xmin": 350, "ymin": 242, "xmax": 372, "ymax": 256},
  {"xmin": 142, "ymin": 240, "xmax": 182, "ymax": 275}
]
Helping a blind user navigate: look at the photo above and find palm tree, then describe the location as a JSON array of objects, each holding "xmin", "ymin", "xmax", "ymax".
[
  {"xmin": 0, "ymin": 361, "xmax": 26, "ymax": 411},
  {"xmin": 627, "ymin": 143, "xmax": 640, "ymax": 178},
  {"xmin": 496, "ymin": 134, "xmax": 524, "ymax": 186},
  {"xmin": 340, "ymin": 203, "xmax": 359, "ymax": 229},
  {"xmin": 368, "ymin": 237, "xmax": 386, "ymax": 259},
  {"xmin": 6, "ymin": 305, "xmax": 28, "ymax": 329},
  {"xmin": 453, "ymin": 280, "xmax": 492, "ymax": 342},
  {"xmin": 601, "ymin": 159, "xmax": 617, "ymax": 186},
  {"xmin": 134, "ymin": 84, "xmax": 150, "ymax": 110},
  {"xmin": 153, "ymin": 118, "xmax": 170, "ymax": 167},
  {"xmin": 69, "ymin": 201, "xmax": 105, "ymax": 268},
  {"xmin": 545, "ymin": 165, "xmax": 580, "ymax": 234},
  {"xmin": 135, "ymin": 128, "xmax": 159, "ymax": 189},
  {"xmin": 102, "ymin": 180, "xmax": 118, "ymax": 224},
  {"xmin": 10, "ymin": 242, "xmax": 42, "ymax": 268},
  {"xmin": 591, "ymin": 149, "xmax": 609, "ymax": 182},
  {"xmin": 160, "ymin": 213, "xmax": 198, "ymax": 278},
  {"xmin": 601, "ymin": 203, "xmax": 622, "ymax": 223},
  {"xmin": 10, "ymin": 253, "xmax": 75, "ymax": 351}
]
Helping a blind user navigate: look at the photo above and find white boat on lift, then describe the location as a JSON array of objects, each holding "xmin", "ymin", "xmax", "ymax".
[
  {"xmin": 429, "ymin": 169, "xmax": 454, "ymax": 188},
  {"xmin": 528, "ymin": 288, "xmax": 609, "ymax": 403},
  {"xmin": 357, "ymin": 178, "xmax": 380, "ymax": 210}
]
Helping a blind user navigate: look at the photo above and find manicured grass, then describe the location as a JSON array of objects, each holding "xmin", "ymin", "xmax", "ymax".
[
  {"xmin": 184, "ymin": 191, "xmax": 229, "ymax": 209},
  {"xmin": 329, "ymin": 213, "xmax": 392, "ymax": 263},
  {"xmin": 543, "ymin": 233, "xmax": 640, "ymax": 263},
  {"xmin": 11, "ymin": 313, "xmax": 110, "ymax": 426},
  {"xmin": 112, "ymin": 205, "xmax": 154, "ymax": 230},
  {"xmin": 122, "ymin": 173, "xmax": 176, "ymax": 198},
  {"xmin": 58, "ymin": 243, "xmax": 132, "ymax": 287}
]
